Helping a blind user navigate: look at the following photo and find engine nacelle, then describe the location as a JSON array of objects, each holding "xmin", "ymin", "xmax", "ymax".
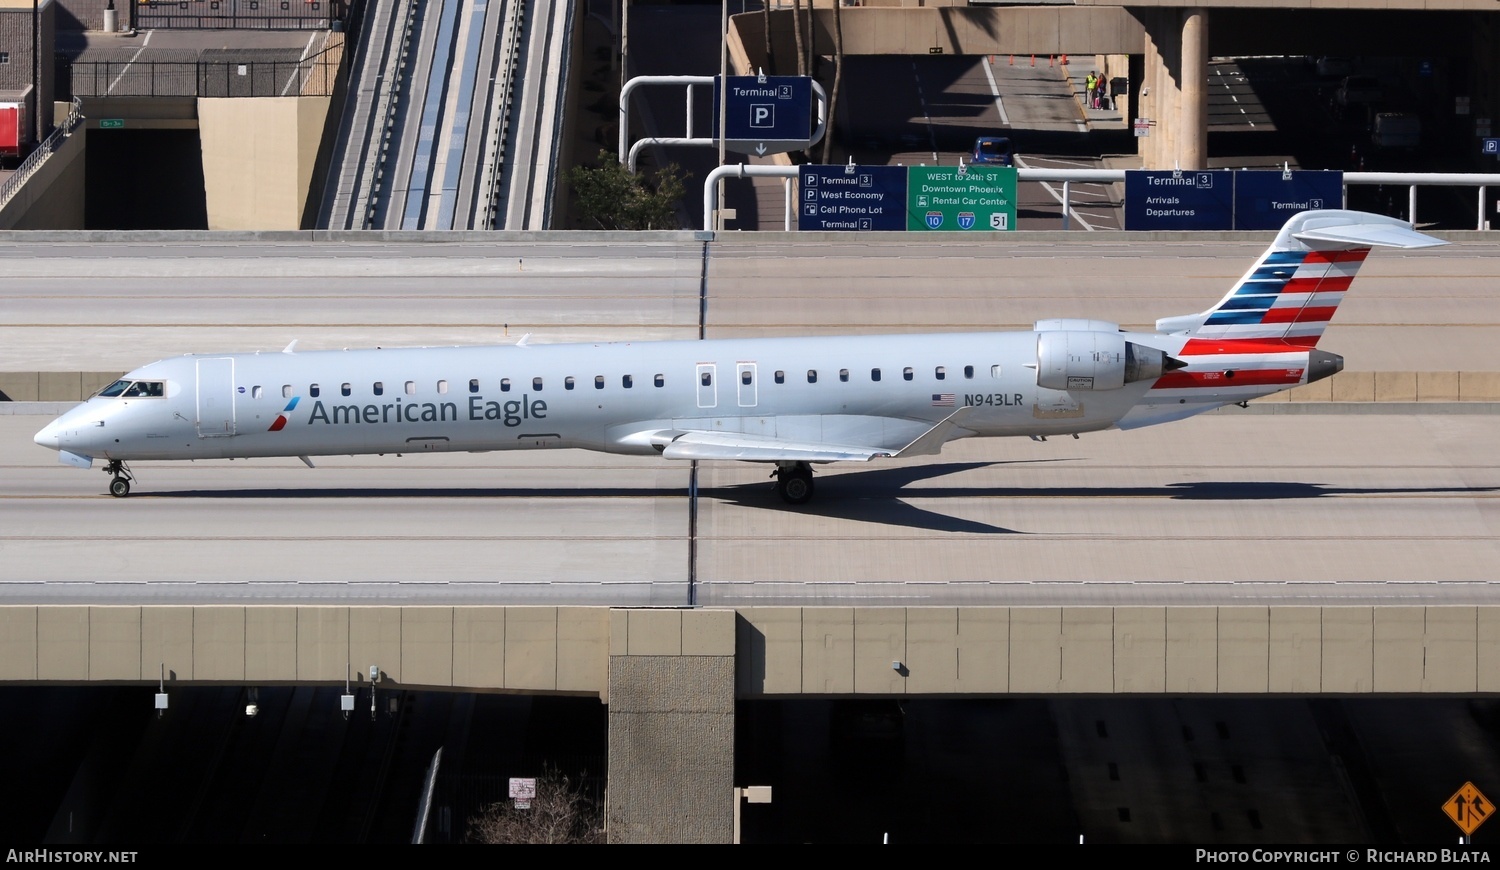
[
  {"xmin": 1035, "ymin": 330, "xmax": 1171, "ymax": 391},
  {"xmin": 1034, "ymin": 318, "xmax": 1121, "ymax": 334}
]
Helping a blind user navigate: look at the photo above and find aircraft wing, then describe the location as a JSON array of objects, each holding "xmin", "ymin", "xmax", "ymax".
[{"xmin": 656, "ymin": 407, "xmax": 975, "ymax": 463}]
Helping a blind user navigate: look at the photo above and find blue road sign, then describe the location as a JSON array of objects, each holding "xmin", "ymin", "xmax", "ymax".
[
  {"xmin": 713, "ymin": 75, "xmax": 814, "ymax": 157},
  {"xmin": 1124, "ymin": 170, "xmax": 1234, "ymax": 230},
  {"xmin": 1484, "ymin": 138, "xmax": 1500, "ymax": 156},
  {"xmin": 1233, "ymin": 170, "xmax": 1343, "ymax": 231},
  {"xmin": 798, "ymin": 165, "xmax": 907, "ymax": 231}
]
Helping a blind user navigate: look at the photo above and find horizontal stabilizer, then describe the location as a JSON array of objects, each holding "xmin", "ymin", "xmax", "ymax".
[{"xmin": 1294, "ymin": 220, "xmax": 1445, "ymax": 250}]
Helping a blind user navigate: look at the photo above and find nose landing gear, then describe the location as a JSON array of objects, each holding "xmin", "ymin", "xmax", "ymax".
[
  {"xmin": 772, "ymin": 461, "xmax": 815, "ymax": 505},
  {"xmin": 103, "ymin": 460, "xmax": 135, "ymax": 498}
]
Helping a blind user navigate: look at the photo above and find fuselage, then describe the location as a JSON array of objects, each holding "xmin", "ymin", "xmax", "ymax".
[{"xmin": 33, "ymin": 328, "xmax": 1331, "ymax": 464}]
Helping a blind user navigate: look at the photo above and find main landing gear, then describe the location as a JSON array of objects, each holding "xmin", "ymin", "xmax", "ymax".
[
  {"xmin": 772, "ymin": 461, "xmax": 814, "ymax": 505},
  {"xmin": 104, "ymin": 460, "xmax": 134, "ymax": 498}
]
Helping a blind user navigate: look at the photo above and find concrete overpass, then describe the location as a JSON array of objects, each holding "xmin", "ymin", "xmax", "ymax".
[
  {"xmin": 3, "ymin": 603, "xmax": 1498, "ymax": 841},
  {"xmin": 727, "ymin": 0, "xmax": 1500, "ymax": 173}
]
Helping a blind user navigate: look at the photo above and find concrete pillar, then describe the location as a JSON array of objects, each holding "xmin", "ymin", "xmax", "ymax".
[
  {"xmin": 1141, "ymin": 17, "xmax": 1161, "ymax": 167},
  {"xmin": 1160, "ymin": 11, "xmax": 1181, "ymax": 168},
  {"xmin": 1138, "ymin": 8, "xmax": 1209, "ymax": 171},
  {"xmin": 606, "ymin": 609, "xmax": 736, "ymax": 843},
  {"xmin": 1180, "ymin": 8, "xmax": 1209, "ymax": 170}
]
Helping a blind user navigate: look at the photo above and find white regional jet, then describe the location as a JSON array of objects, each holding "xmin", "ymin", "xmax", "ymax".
[{"xmin": 34, "ymin": 210, "xmax": 1442, "ymax": 504}]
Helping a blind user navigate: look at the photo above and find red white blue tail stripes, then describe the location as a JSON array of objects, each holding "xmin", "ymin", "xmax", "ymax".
[
  {"xmin": 1194, "ymin": 247, "xmax": 1369, "ymax": 346},
  {"xmin": 1138, "ymin": 210, "xmax": 1446, "ymax": 410},
  {"xmin": 1154, "ymin": 210, "xmax": 1443, "ymax": 352}
]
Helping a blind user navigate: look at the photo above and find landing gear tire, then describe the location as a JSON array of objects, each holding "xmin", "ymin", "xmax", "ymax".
[
  {"xmin": 103, "ymin": 460, "xmax": 135, "ymax": 498},
  {"xmin": 775, "ymin": 463, "xmax": 815, "ymax": 505}
]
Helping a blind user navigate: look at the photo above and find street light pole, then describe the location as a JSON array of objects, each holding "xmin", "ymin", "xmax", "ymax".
[
  {"xmin": 32, "ymin": 0, "xmax": 37, "ymax": 148},
  {"xmin": 717, "ymin": 0, "xmax": 727, "ymax": 231}
]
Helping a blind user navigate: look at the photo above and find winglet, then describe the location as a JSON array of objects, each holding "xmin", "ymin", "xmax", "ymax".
[
  {"xmin": 282, "ymin": 340, "xmax": 298, "ymax": 354},
  {"xmin": 298, "ymin": 455, "xmax": 315, "ymax": 468},
  {"xmin": 893, "ymin": 406, "xmax": 975, "ymax": 458},
  {"xmin": 516, "ymin": 333, "xmax": 532, "ymax": 347}
]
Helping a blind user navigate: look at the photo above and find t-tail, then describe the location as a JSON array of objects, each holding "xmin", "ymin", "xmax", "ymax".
[{"xmin": 1155, "ymin": 210, "xmax": 1445, "ymax": 347}]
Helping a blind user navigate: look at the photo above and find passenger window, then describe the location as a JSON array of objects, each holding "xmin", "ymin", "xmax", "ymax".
[
  {"xmin": 373, "ymin": 382, "xmax": 384, "ymax": 396},
  {"xmin": 623, "ymin": 374, "xmax": 634, "ymax": 388},
  {"xmin": 282, "ymin": 384, "xmax": 292, "ymax": 399},
  {"xmin": 252, "ymin": 385, "xmax": 264, "ymax": 399},
  {"xmin": 533, "ymin": 377, "xmax": 543, "ymax": 391},
  {"xmin": 701, "ymin": 372, "xmax": 712, "ymax": 387},
  {"xmin": 839, "ymin": 369, "xmax": 849, "ymax": 383},
  {"xmin": 741, "ymin": 370, "xmax": 752, "ymax": 385},
  {"xmin": 500, "ymin": 378, "xmax": 511, "ymax": 392},
  {"xmin": 595, "ymin": 375, "xmax": 605, "ymax": 390},
  {"xmin": 310, "ymin": 384, "xmax": 320, "ymax": 397},
  {"xmin": 437, "ymin": 380, "xmax": 448, "ymax": 394},
  {"xmin": 903, "ymin": 368, "xmax": 913, "ymax": 381},
  {"xmin": 654, "ymin": 374, "xmax": 664, "ymax": 388},
  {"xmin": 405, "ymin": 381, "xmax": 416, "ymax": 395},
  {"xmin": 964, "ymin": 365, "xmax": 974, "ymax": 379},
  {"xmin": 807, "ymin": 370, "xmax": 817, "ymax": 384},
  {"xmin": 565, "ymin": 377, "xmax": 575, "ymax": 391},
  {"xmin": 774, "ymin": 370, "xmax": 785, "ymax": 384},
  {"xmin": 871, "ymin": 368, "xmax": 881, "ymax": 382},
  {"xmin": 341, "ymin": 383, "xmax": 351, "ymax": 396},
  {"xmin": 935, "ymin": 367, "xmax": 946, "ymax": 380},
  {"xmin": 470, "ymin": 378, "xmax": 480, "ymax": 393}
]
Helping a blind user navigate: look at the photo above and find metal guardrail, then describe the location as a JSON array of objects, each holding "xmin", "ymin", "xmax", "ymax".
[
  {"xmin": 480, "ymin": 0, "xmax": 526, "ymax": 229},
  {"xmin": 58, "ymin": 56, "xmax": 341, "ymax": 99},
  {"xmin": 703, "ymin": 166, "xmax": 1500, "ymax": 232},
  {"xmin": 0, "ymin": 98, "xmax": 84, "ymax": 214},
  {"xmin": 136, "ymin": 0, "xmax": 346, "ymax": 31}
]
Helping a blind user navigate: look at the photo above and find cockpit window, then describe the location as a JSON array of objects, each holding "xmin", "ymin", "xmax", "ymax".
[
  {"xmin": 122, "ymin": 381, "xmax": 164, "ymax": 398},
  {"xmin": 98, "ymin": 379, "xmax": 131, "ymax": 398}
]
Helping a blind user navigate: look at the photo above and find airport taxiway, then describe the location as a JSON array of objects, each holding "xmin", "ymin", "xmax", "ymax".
[{"xmin": 3, "ymin": 232, "xmax": 1498, "ymax": 606}]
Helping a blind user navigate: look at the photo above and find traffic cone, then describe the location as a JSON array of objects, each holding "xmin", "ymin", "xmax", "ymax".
[
  {"xmin": 1030, "ymin": 55, "xmax": 1035, "ymax": 67},
  {"xmin": 1049, "ymin": 55, "xmax": 1054, "ymax": 67},
  {"xmin": 1008, "ymin": 55, "xmax": 1014, "ymax": 66},
  {"xmin": 1060, "ymin": 54, "xmax": 1068, "ymax": 65}
]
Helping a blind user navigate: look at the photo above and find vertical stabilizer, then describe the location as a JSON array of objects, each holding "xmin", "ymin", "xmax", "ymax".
[{"xmin": 1155, "ymin": 210, "xmax": 1444, "ymax": 346}]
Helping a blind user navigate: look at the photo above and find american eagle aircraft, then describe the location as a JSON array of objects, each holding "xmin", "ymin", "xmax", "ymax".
[{"xmin": 34, "ymin": 210, "xmax": 1442, "ymax": 504}]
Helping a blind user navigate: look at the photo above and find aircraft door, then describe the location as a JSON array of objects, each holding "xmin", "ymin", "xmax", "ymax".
[
  {"xmin": 736, "ymin": 363, "xmax": 757, "ymax": 407},
  {"xmin": 196, "ymin": 357, "xmax": 236, "ymax": 437},
  {"xmin": 696, "ymin": 363, "xmax": 717, "ymax": 409}
]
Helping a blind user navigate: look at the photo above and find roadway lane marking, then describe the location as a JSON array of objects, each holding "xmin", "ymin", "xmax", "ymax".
[
  {"xmin": 281, "ymin": 31, "xmax": 321, "ymax": 97},
  {"xmin": 1014, "ymin": 155, "xmax": 1097, "ymax": 231},
  {"xmin": 913, "ymin": 59, "xmax": 938, "ymax": 161},
  {"xmin": 106, "ymin": 30, "xmax": 154, "ymax": 96},
  {"xmin": 980, "ymin": 57, "xmax": 1011, "ymax": 126}
]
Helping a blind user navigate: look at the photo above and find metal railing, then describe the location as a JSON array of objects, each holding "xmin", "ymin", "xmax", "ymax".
[
  {"xmin": 703, "ymin": 165, "xmax": 1500, "ymax": 232},
  {"xmin": 136, "ymin": 0, "xmax": 347, "ymax": 31},
  {"xmin": 0, "ymin": 98, "xmax": 84, "ymax": 213},
  {"xmin": 58, "ymin": 54, "xmax": 342, "ymax": 99}
]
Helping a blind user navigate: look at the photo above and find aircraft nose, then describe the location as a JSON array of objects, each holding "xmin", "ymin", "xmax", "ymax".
[{"xmin": 34, "ymin": 420, "xmax": 60, "ymax": 449}]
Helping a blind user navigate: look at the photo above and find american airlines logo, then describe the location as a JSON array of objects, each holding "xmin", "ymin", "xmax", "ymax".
[{"xmin": 268, "ymin": 396, "xmax": 299, "ymax": 431}]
